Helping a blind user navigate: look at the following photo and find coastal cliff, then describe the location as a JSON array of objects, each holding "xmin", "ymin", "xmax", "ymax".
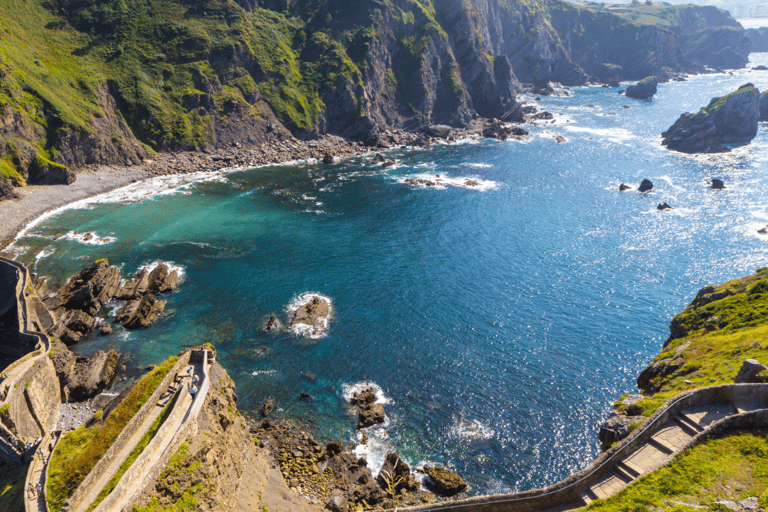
[{"xmin": 0, "ymin": 0, "xmax": 749, "ymax": 200}]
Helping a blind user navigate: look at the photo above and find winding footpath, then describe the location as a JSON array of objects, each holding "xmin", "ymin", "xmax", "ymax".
[{"xmin": 396, "ymin": 384, "xmax": 768, "ymax": 512}]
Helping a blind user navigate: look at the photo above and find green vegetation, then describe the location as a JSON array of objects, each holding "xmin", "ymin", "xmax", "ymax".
[
  {"xmin": 633, "ymin": 268, "xmax": 768, "ymax": 416},
  {"xmin": 132, "ymin": 441, "xmax": 208, "ymax": 512},
  {"xmin": 703, "ymin": 83, "xmax": 759, "ymax": 114},
  {"xmin": 46, "ymin": 356, "xmax": 178, "ymax": 512},
  {"xmin": 586, "ymin": 430, "xmax": 768, "ymax": 512},
  {"xmin": 87, "ymin": 391, "xmax": 180, "ymax": 512},
  {"xmin": 0, "ymin": 462, "xmax": 29, "ymax": 512}
]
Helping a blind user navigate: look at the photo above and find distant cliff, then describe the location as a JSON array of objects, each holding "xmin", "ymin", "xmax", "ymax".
[{"xmin": 0, "ymin": 0, "xmax": 749, "ymax": 200}]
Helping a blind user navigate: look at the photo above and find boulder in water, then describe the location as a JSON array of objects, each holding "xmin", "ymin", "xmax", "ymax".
[
  {"xmin": 657, "ymin": 202, "xmax": 673, "ymax": 210},
  {"xmin": 147, "ymin": 263, "xmax": 178, "ymax": 295},
  {"xmin": 710, "ymin": 178, "xmax": 725, "ymax": 189},
  {"xmin": 289, "ymin": 295, "xmax": 332, "ymax": 336},
  {"xmin": 619, "ymin": 183, "xmax": 631, "ymax": 191},
  {"xmin": 638, "ymin": 179, "xmax": 653, "ymax": 192},
  {"xmin": 350, "ymin": 386, "xmax": 386, "ymax": 429},
  {"xmin": 625, "ymin": 76, "xmax": 658, "ymax": 99}
]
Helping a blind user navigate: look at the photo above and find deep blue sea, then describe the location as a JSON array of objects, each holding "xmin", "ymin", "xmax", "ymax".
[{"xmin": 8, "ymin": 55, "xmax": 768, "ymax": 496}]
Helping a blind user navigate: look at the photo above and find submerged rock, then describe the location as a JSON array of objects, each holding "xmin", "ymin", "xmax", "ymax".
[
  {"xmin": 424, "ymin": 466, "xmax": 467, "ymax": 496},
  {"xmin": 662, "ymin": 83, "xmax": 760, "ymax": 154},
  {"xmin": 263, "ymin": 315, "xmax": 283, "ymax": 332},
  {"xmin": 625, "ymin": 76, "xmax": 658, "ymax": 99}
]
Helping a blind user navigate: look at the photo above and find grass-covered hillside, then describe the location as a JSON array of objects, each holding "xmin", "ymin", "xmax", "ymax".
[{"xmin": 625, "ymin": 268, "xmax": 768, "ymax": 417}]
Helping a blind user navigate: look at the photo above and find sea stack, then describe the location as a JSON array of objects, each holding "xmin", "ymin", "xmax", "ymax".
[
  {"xmin": 662, "ymin": 83, "xmax": 760, "ymax": 154},
  {"xmin": 625, "ymin": 76, "xmax": 658, "ymax": 99}
]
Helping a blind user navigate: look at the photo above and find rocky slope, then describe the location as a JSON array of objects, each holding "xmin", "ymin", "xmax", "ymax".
[
  {"xmin": 600, "ymin": 268, "xmax": 768, "ymax": 449},
  {"xmin": 0, "ymin": 0, "xmax": 750, "ymax": 201}
]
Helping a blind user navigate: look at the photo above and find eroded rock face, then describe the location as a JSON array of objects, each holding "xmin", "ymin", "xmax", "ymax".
[
  {"xmin": 146, "ymin": 263, "xmax": 179, "ymax": 295},
  {"xmin": 116, "ymin": 268, "xmax": 149, "ymax": 300},
  {"xmin": 50, "ymin": 259, "xmax": 121, "ymax": 316},
  {"xmin": 115, "ymin": 293, "xmax": 166, "ymax": 330},
  {"xmin": 50, "ymin": 339, "xmax": 120, "ymax": 401},
  {"xmin": 424, "ymin": 466, "xmax": 467, "ymax": 497},
  {"xmin": 759, "ymin": 91, "xmax": 768, "ymax": 120},
  {"xmin": 662, "ymin": 83, "xmax": 760, "ymax": 154},
  {"xmin": 625, "ymin": 77, "xmax": 658, "ymax": 99}
]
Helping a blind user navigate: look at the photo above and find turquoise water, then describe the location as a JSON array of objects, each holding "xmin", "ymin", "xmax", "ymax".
[{"xmin": 9, "ymin": 57, "xmax": 768, "ymax": 495}]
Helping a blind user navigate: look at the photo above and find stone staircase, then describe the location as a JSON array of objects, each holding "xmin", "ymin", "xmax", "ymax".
[{"xmin": 394, "ymin": 384, "xmax": 768, "ymax": 512}]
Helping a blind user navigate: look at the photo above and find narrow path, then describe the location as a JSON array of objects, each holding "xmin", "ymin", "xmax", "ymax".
[
  {"xmin": 395, "ymin": 385, "xmax": 768, "ymax": 512},
  {"xmin": 25, "ymin": 430, "xmax": 60, "ymax": 512}
]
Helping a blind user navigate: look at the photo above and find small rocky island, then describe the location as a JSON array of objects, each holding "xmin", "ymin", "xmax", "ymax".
[{"xmin": 661, "ymin": 83, "xmax": 761, "ymax": 153}]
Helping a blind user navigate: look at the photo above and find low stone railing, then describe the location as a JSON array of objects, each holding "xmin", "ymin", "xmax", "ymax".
[{"xmin": 393, "ymin": 384, "xmax": 768, "ymax": 512}]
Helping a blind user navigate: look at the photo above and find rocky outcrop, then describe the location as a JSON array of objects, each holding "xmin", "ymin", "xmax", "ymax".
[
  {"xmin": 289, "ymin": 295, "xmax": 332, "ymax": 336},
  {"xmin": 116, "ymin": 269, "xmax": 150, "ymax": 300},
  {"xmin": 49, "ymin": 339, "xmax": 120, "ymax": 401},
  {"xmin": 115, "ymin": 293, "xmax": 166, "ymax": 330},
  {"xmin": 710, "ymin": 178, "xmax": 725, "ymax": 190},
  {"xmin": 146, "ymin": 264, "xmax": 179, "ymax": 295},
  {"xmin": 747, "ymin": 27, "xmax": 768, "ymax": 52},
  {"xmin": 625, "ymin": 77, "xmax": 658, "ymax": 99},
  {"xmin": 377, "ymin": 453, "xmax": 419, "ymax": 496},
  {"xmin": 47, "ymin": 259, "xmax": 121, "ymax": 316},
  {"xmin": 349, "ymin": 386, "xmax": 386, "ymax": 429},
  {"xmin": 662, "ymin": 83, "xmax": 760, "ymax": 154},
  {"xmin": 638, "ymin": 179, "xmax": 653, "ymax": 192},
  {"xmin": 423, "ymin": 466, "xmax": 467, "ymax": 497},
  {"xmin": 598, "ymin": 414, "xmax": 646, "ymax": 452}
]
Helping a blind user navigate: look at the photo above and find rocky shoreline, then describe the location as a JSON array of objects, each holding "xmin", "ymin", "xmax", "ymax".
[{"xmin": 0, "ymin": 115, "xmax": 543, "ymax": 254}]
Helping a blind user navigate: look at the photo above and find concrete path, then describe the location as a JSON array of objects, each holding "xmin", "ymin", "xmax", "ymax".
[
  {"xmin": 91, "ymin": 351, "xmax": 212, "ymax": 512},
  {"xmin": 25, "ymin": 430, "xmax": 60, "ymax": 512},
  {"xmin": 66, "ymin": 380, "xmax": 182, "ymax": 512}
]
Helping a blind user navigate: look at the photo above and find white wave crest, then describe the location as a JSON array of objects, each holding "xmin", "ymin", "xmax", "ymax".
[
  {"xmin": 59, "ymin": 231, "xmax": 117, "ymax": 245},
  {"xmin": 137, "ymin": 261, "xmax": 187, "ymax": 283},
  {"xmin": 397, "ymin": 173, "xmax": 497, "ymax": 191},
  {"xmin": 285, "ymin": 292, "xmax": 334, "ymax": 338},
  {"xmin": 352, "ymin": 428, "xmax": 394, "ymax": 478},
  {"xmin": 342, "ymin": 381, "xmax": 392, "ymax": 405},
  {"xmin": 34, "ymin": 247, "xmax": 56, "ymax": 263},
  {"xmin": 449, "ymin": 416, "xmax": 495, "ymax": 441}
]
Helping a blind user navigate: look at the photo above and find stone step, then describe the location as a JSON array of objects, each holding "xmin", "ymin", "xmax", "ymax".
[
  {"xmin": 674, "ymin": 414, "xmax": 703, "ymax": 435},
  {"xmin": 578, "ymin": 489, "xmax": 597, "ymax": 506},
  {"xmin": 649, "ymin": 434, "xmax": 677, "ymax": 454},
  {"xmin": 620, "ymin": 457, "xmax": 645, "ymax": 477},
  {"xmin": 614, "ymin": 461, "xmax": 640, "ymax": 481}
]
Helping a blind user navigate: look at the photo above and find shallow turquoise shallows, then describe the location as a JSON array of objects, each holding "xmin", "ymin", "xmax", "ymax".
[{"xmin": 11, "ymin": 55, "xmax": 768, "ymax": 495}]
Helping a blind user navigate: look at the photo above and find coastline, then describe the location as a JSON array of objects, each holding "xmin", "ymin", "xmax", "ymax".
[{"xmin": 0, "ymin": 133, "xmax": 385, "ymax": 254}]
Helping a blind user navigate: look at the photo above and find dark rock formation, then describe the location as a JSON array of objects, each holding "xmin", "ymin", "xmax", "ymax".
[
  {"xmin": 657, "ymin": 202, "xmax": 672, "ymax": 210},
  {"xmin": 377, "ymin": 453, "xmax": 418, "ymax": 495},
  {"xmin": 116, "ymin": 268, "xmax": 149, "ymax": 300},
  {"xmin": 322, "ymin": 153, "xmax": 335, "ymax": 164},
  {"xmin": 598, "ymin": 413, "xmax": 645, "ymax": 451},
  {"xmin": 662, "ymin": 83, "xmax": 760, "ymax": 154},
  {"xmin": 754, "ymin": 65, "xmax": 768, "ymax": 71},
  {"xmin": 55, "ymin": 309, "xmax": 97, "ymax": 345},
  {"xmin": 288, "ymin": 295, "xmax": 331, "ymax": 336},
  {"xmin": 619, "ymin": 183, "xmax": 631, "ymax": 191},
  {"xmin": 639, "ymin": 179, "xmax": 653, "ymax": 192},
  {"xmin": 50, "ymin": 339, "xmax": 119, "ymax": 401},
  {"xmin": 27, "ymin": 156, "xmax": 76, "ymax": 185},
  {"xmin": 747, "ymin": 28, "xmax": 768, "ymax": 53},
  {"xmin": 261, "ymin": 398, "xmax": 274, "ymax": 417},
  {"xmin": 370, "ymin": 153, "xmax": 385, "ymax": 164},
  {"xmin": 146, "ymin": 263, "xmax": 179, "ymax": 295},
  {"xmin": 710, "ymin": 178, "xmax": 725, "ymax": 189},
  {"xmin": 115, "ymin": 293, "xmax": 166, "ymax": 330},
  {"xmin": 759, "ymin": 226, "xmax": 768, "ymax": 236},
  {"xmin": 48, "ymin": 259, "xmax": 121, "ymax": 316},
  {"xmin": 638, "ymin": 357, "xmax": 685, "ymax": 393},
  {"xmin": 555, "ymin": 135, "xmax": 565, "ymax": 143},
  {"xmin": 423, "ymin": 466, "xmax": 467, "ymax": 497},
  {"xmin": 625, "ymin": 77, "xmax": 658, "ymax": 99},
  {"xmin": 482, "ymin": 119, "xmax": 528, "ymax": 141},
  {"xmin": 349, "ymin": 386, "xmax": 386, "ymax": 429}
]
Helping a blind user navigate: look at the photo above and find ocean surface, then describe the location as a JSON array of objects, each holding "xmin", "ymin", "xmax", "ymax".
[{"xmin": 8, "ymin": 55, "xmax": 768, "ymax": 496}]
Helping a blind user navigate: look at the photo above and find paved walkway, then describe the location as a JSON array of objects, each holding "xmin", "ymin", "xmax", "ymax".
[
  {"xmin": 90, "ymin": 351, "xmax": 212, "ymax": 512},
  {"xmin": 25, "ymin": 430, "xmax": 60, "ymax": 512},
  {"xmin": 66, "ymin": 377, "xmax": 183, "ymax": 512}
]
